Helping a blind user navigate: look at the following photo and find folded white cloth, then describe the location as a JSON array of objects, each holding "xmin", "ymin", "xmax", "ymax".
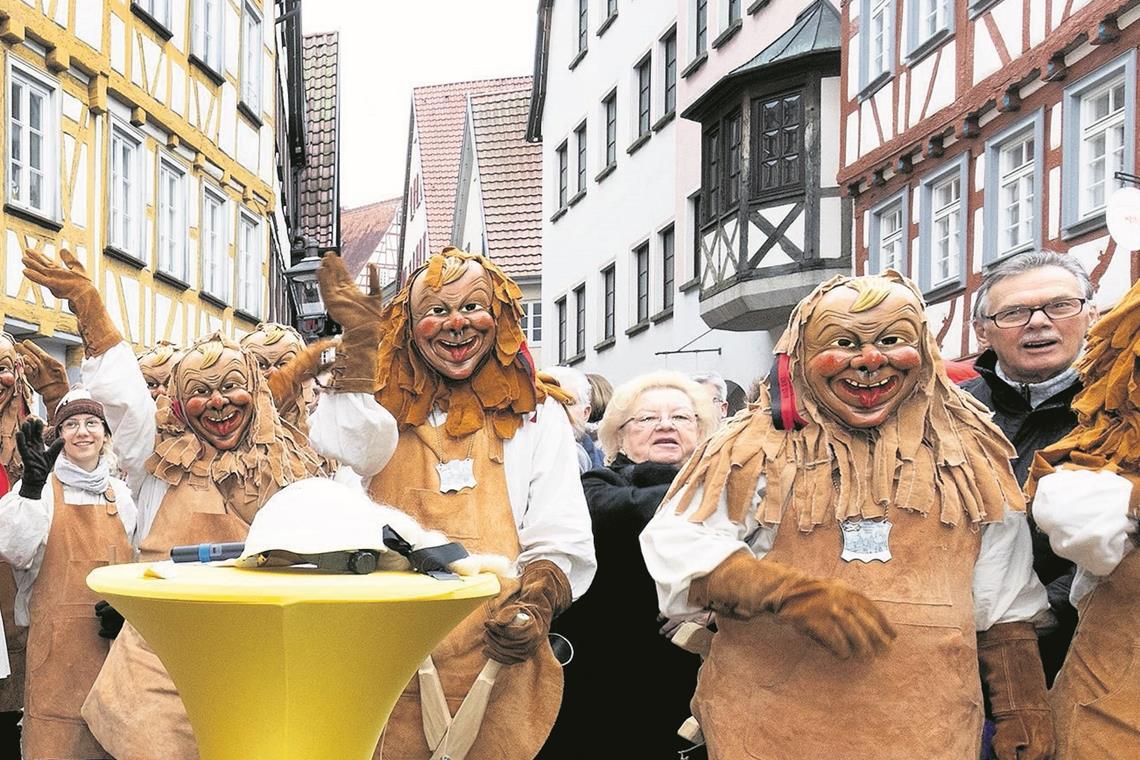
[{"xmin": 0, "ymin": 612, "xmax": 9, "ymax": 679}]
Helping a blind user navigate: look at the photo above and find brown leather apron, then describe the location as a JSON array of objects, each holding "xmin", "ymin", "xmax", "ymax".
[
  {"xmin": 370, "ymin": 421, "xmax": 563, "ymax": 760},
  {"xmin": 694, "ymin": 506, "xmax": 983, "ymax": 760},
  {"xmin": 0, "ymin": 563, "xmax": 26, "ymax": 713},
  {"xmin": 83, "ymin": 477, "xmax": 254, "ymax": 760},
  {"xmin": 23, "ymin": 475, "xmax": 130, "ymax": 760},
  {"xmin": 1049, "ymin": 547, "xmax": 1140, "ymax": 758}
]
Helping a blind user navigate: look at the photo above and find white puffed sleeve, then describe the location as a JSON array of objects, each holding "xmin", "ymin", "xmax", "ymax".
[{"xmin": 1033, "ymin": 468, "xmax": 1135, "ymax": 577}]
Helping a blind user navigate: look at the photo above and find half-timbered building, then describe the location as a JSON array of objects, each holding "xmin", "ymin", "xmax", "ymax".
[
  {"xmin": 840, "ymin": 0, "xmax": 1140, "ymax": 359},
  {"xmin": 1, "ymin": 0, "xmax": 294, "ymax": 381}
]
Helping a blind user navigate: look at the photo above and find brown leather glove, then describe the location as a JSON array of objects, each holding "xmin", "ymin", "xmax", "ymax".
[
  {"xmin": 16, "ymin": 340, "xmax": 69, "ymax": 422},
  {"xmin": 265, "ymin": 337, "xmax": 336, "ymax": 410},
  {"xmin": 23, "ymin": 249, "xmax": 121, "ymax": 357},
  {"xmin": 316, "ymin": 254, "xmax": 382, "ymax": 393},
  {"xmin": 978, "ymin": 622, "xmax": 1055, "ymax": 760},
  {"xmin": 689, "ymin": 550, "xmax": 896, "ymax": 659},
  {"xmin": 484, "ymin": 559, "xmax": 572, "ymax": 665}
]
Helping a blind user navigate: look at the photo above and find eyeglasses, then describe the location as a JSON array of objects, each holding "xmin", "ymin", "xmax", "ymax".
[
  {"xmin": 621, "ymin": 413, "xmax": 698, "ymax": 431},
  {"xmin": 60, "ymin": 418, "xmax": 104, "ymax": 433},
  {"xmin": 983, "ymin": 298, "xmax": 1087, "ymax": 329}
]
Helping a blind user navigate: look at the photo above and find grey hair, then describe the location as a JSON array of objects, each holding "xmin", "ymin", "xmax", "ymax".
[
  {"xmin": 973, "ymin": 251, "xmax": 1095, "ymax": 322},
  {"xmin": 690, "ymin": 370, "xmax": 728, "ymax": 402},
  {"xmin": 542, "ymin": 365, "xmax": 591, "ymax": 408}
]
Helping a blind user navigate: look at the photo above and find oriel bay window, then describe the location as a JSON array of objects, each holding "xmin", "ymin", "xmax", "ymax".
[{"xmin": 754, "ymin": 90, "xmax": 804, "ymax": 197}]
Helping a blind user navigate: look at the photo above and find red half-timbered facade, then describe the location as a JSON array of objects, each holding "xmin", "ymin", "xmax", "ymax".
[{"xmin": 839, "ymin": 0, "xmax": 1140, "ymax": 359}]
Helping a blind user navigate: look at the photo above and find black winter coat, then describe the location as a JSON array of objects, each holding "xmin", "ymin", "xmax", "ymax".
[
  {"xmin": 959, "ymin": 349, "xmax": 1080, "ymax": 684},
  {"xmin": 541, "ymin": 454, "xmax": 702, "ymax": 759}
]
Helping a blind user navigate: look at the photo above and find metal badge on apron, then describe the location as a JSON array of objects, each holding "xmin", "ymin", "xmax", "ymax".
[
  {"xmin": 436, "ymin": 458, "xmax": 477, "ymax": 493},
  {"xmin": 840, "ymin": 519, "xmax": 893, "ymax": 563}
]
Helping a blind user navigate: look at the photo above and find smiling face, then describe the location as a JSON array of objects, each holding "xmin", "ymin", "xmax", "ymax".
[
  {"xmin": 0, "ymin": 337, "xmax": 18, "ymax": 408},
  {"xmin": 60, "ymin": 413, "xmax": 106, "ymax": 471},
  {"xmin": 974, "ymin": 266, "xmax": 1096, "ymax": 384},
  {"xmin": 619, "ymin": 387, "xmax": 701, "ymax": 465},
  {"xmin": 175, "ymin": 346, "xmax": 255, "ymax": 450},
  {"xmin": 139, "ymin": 357, "xmax": 174, "ymax": 400},
  {"xmin": 802, "ymin": 283, "xmax": 925, "ymax": 429},
  {"xmin": 409, "ymin": 261, "xmax": 497, "ymax": 380}
]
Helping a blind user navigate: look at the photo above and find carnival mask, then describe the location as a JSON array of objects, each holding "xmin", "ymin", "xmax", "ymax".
[
  {"xmin": 175, "ymin": 345, "xmax": 255, "ymax": 450},
  {"xmin": 801, "ymin": 281, "xmax": 924, "ymax": 429},
  {"xmin": 409, "ymin": 261, "xmax": 497, "ymax": 381},
  {"xmin": 139, "ymin": 346, "xmax": 180, "ymax": 400},
  {"xmin": 241, "ymin": 325, "xmax": 302, "ymax": 378},
  {"xmin": 0, "ymin": 337, "xmax": 18, "ymax": 407}
]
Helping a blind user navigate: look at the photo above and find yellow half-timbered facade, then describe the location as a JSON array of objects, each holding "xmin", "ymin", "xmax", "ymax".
[{"xmin": 0, "ymin": 0, "xmax": 283, "ymax": 376}]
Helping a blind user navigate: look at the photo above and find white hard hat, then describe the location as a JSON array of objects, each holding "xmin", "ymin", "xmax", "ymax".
[{"xmin": 238, "ymin": 479, "xmax": 398, "ymax": 572}]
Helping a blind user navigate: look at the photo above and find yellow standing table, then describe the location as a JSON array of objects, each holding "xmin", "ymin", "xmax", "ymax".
[{"xmin": 87, "ymin": 562, "xmax": 500, "ymax": 760}]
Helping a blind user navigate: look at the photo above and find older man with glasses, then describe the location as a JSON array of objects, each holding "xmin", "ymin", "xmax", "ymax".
[{"xmin": 962, "ymin": 250, "xmax": 1098, "ymax": 686}]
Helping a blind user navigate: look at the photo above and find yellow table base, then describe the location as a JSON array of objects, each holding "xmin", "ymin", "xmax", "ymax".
[{"xmin": 88, "ymin": 563, "xmax": 500, "ymax": 760}]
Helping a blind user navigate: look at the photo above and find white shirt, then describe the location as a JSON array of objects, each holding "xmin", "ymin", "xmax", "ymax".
[
  {"xmin": 640, "ymin": 475, "xmax": 1049, "ymax": 631},
  {"xmin": 1033, "ymin": 467, "xmax": 1137, "ymax": 606},
  {"xmin": 0, "ymin": 474, "xmax": 137, "ymax": 626},
  {"xmin": 311, "ymin": 392, "xmax": 597, "ymax": 599}
]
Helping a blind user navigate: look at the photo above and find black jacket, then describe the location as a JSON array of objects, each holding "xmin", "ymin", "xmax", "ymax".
[
  {"xmin": 542, "ymin": 454, "xmax": 701, "ymax": 758},
  {"xmin": 960, "ymin": 348, "xmax": 1080, "ymax": 684}
]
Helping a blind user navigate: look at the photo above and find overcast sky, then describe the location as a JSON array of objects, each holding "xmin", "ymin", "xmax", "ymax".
[{"xmin": 303, "ymin": 0, "xmax": 537, "ymax": 210}]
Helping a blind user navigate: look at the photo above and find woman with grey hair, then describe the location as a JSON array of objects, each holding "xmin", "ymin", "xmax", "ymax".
[
  {"xmin": 545, "ymin": 371, "xmax": 717, "ymax": 758},
  {"xmin": 542, "ymin": 366, "xmax": 604, "ymax": 471}
]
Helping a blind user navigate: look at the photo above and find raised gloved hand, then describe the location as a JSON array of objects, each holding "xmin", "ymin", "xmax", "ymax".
[
  {"xmin": 15, "ymin": 418, "xmax": 63, "ymax": 500},
  {"xmin": 16, "ymin": 340, "xmax": 69, "ymax": 422},
  {"xmin": 978, "ymin": 622, "xmax": 1055, "ymax": 760},
  {"xmin": 317, "ymin": 255, "xmax": 383, "ymax": 393},
  {"xmin": 688, "ymin": 550, "xmax": 896, "ymax": 659},
  {"xmin": 265, "ymin": 337, "xmax": 336, "ymax": 410},
  {"xmin": 94, "ymin": 600, "xmax": 125, "ymax": 639},
  {"xmin": 484, "ymin": 559, "xmax": 572, "ymax": 665},
  {"xmin": 22, "ymin": 249, "xmax": 121, "ymax": 357}
]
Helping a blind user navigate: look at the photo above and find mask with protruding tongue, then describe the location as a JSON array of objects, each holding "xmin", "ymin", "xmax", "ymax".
[{"xmin": 174, "ymin": 343, "xmax": 255, "ymax": 451}]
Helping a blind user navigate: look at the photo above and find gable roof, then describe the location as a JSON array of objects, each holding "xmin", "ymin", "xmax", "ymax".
[
  {"xmin": 299, "ymin": 31, "xmax": 340, "ymax": 250},
  {"xmin": 340, "ymin": 197, "xmax": 401, "ymax": 279},
  {"xmin": 465, "ymin": 88, "xmax": 542, "ymax": 279},
  {"xmin": 411, "ymin": 76, "xmax": 532, "ymax": 255}
]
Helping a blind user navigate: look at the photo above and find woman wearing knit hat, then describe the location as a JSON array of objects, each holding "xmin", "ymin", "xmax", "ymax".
[{"xmin": 0, "ymin": 388, "xmax": 137, "ymax": 759}]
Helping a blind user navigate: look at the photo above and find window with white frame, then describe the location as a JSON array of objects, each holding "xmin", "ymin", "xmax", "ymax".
[
  {"xmin": 695, "ymin": 0, "xmax": 708, "ymax": 56},
  {"xmin": 603, "ymin": 91, "xmax": 617, "ymax": 168},
  {"xmin": 660, "ymin": 225, "xmax": 675, "ymax": 311},
  {"xmin": 869, "ymin": 191, "xmax": 908, "ymax": 274},
  {"xmin": 983, "ymin": 114, "xmax": 1042, "ymax": 262},
  {"xmin": 636, "ymin": 55, "xmax": 652, "ymax": 138},
  {"xmin": 237, "ymin": 212, "xmax": 262, "ymax": 315},
  {"xmin": 919, "ymin": 155, "xmax": 967, "ymax": 292},
  {"xmin": 860, "ymin": 0, "xmax": 894, "ymax": 91},
  {"xmin": 157, "ymin": 160, "xmax": 188, "ymax": 282},
  {"xmin": 108, "ymin": 125, "xmax": 143, "ymax": 257},
  {"xmin": 7, "ymin": 63, "xmax": 58, "ymax": 219},
  {"xmin": 728, "ymin": 0, "xmax": 741, "ymax": 25},
  {"xmin": 557, "ymin": 141, "xmax": 568, "ymax": 207},
  {"xmin": 521, "ymin": 300, "xmax": 543, "ymax": 344},
  {"xmin": 663, "ymin": 31, "xmax": 677, "ymax": 116},
  {"xmin": 556, "ymin": 296, "xmax": 568, "ymax": 362},
  {"xmin": 908, "ymin": 0, "xmax": 951, "ymax": 55},
  {"xmin": 634, "ymin": 242, "xmax": 649, "ymax": 323},
  {"xmin": 1063, "ymin": 53, "xmax": 1136, "ymax": 232},
  {"xmin": 602, "ymin": 264, "xmax": 615, "ymax": 340},
  {"xmin": 241, "ymin": 3, "xmax": 263, "ymax": 111},
  {"xmin": 575, "ymin": 122, "xmax": 587, "ymax": 193},
  {"xmin": 201, "ymin": 187, "xmax": 228, "ymax": 299},
  {"xmin": 192, "ymin": 0, "xmax": 224, "ymax": 73},
  {"xmin": 574, "ymin": 284, "xmax": 586, "ymax": 355},
  {"xmin": 577, "ymin": 0, "xmax": 588, "ymax": 54},
  {"xmin": 135, "ymin": 0, "xmax": 170, "ymax": 27}
]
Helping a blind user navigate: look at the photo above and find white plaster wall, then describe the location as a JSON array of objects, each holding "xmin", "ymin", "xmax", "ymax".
[{"xmin": 401, "ymin": 117, "xmax": 428, "ymax": 269}]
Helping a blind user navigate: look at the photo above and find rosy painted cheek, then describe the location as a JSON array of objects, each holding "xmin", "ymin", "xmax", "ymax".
[
  {"xmin": 0, "ymin": 372, "xmax": 14, "ymax": 387},
  {"xmin": 227, "ymin": 389, "xmax": 254, "ymax": 407},
  {"xmin": 807, "ymin": 351, "xmax": 850, "ymax": 377},
  {"xmin": 413, "ymin": 317, "xmax": 442, "ymax": 341},
  {"xmin": 886, "ymin": 346, "xmax": 922, "ymax": 370},
  {"xmin": 469, "ymin": 311, "xmax": 496, "ymax": 332},
  {"xmin": 184, "ymin": 397, "xmax": 209, "ymax": 417}
]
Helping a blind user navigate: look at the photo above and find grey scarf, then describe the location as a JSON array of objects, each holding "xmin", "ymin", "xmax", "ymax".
[{"xmin": 54, "ymin": 454, "xmax": 111, "ymax": 495}]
